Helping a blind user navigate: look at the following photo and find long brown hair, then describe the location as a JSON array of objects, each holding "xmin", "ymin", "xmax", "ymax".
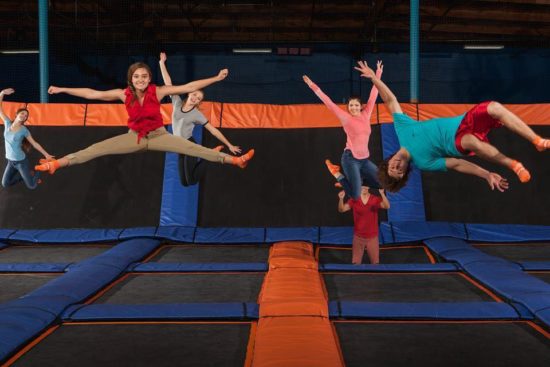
[
  {"xmin": 377, "ymin": 154, "xmax": 412, "ymax": 193},
  {"xmin": 14, "ymin": 107, "xmax": 32, "ymax": 153},
  {"xmin": 126, "ymin": 62, "xmax": 152, "ymax": 106}
]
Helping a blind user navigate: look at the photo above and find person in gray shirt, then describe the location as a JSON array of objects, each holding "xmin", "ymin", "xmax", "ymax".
[{"xmin": 159, "ymin": 53, "xmax": 242, "ymax": 186}]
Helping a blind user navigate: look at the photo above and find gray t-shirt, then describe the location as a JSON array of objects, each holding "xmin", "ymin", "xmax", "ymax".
[{"xmin": 171, "ymin": 95, "xmax": 208, "ymax": 139}]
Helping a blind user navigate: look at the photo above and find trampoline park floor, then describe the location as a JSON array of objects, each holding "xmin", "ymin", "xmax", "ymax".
[
  {"xmin": 147, "ymin": 243, "xmax": 270, "ymax": 263},
  {"xmin": 317, "ymin": 243, "xmax": 435, "ymax": 264},
  {"xmin": 0, "ymin": 273, "xmax": 60, "ymax": 303},
  {"xmin": 473, "ymin": 241, "xmax": 550, "ymax": 262},
  {"xmin": 0, "ymin": 244, "xmax": 112, "ymax": 263}
]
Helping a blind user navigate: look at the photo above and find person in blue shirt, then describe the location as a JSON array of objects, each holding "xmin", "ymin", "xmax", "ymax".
[
  {"xmin": 0, "ymin": 88, "xmax": 53, "ymax": 189},
  {"xmin": 354, "ymin": 61, "xmax": 549, "ymax": 193}
]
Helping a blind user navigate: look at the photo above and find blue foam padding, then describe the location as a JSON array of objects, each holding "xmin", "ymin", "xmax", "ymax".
[
  {"xmin": 194, "ymin": 227, "xmax": 265, "ymax": 243},
  {"xmin": 392, "ymin": 222, "xmax": 467, "ymax": 243},
  {"xmin": 118, "ymin": 227, "xmax": 158, "ymax": 240},
  {"xmin": 381, "ymin": 123, "xmax": 425, "ymax": 222},
  {"xmin": 330, "ymin": 301, "xmax": 521, "ymax": 320},
  {"xmin": 8, "ymin": 229, "xmax": 123, "ymax": 243},
  {"xmin": 319, "ymin": 227, "xmax": 353, "ymax": 245},
  {"xmin": 536, "ymin": 308, "xmax": 550, "ymax": 327},
  {"xmin": 519, "ymin": 262, "xmax": 550, "ymax": 271},
  {"xmin": 466, "ymin": 224, "xmax": 550, "ymax": 242},
  {"xmin": 0, "ymin": 242, "xmax": 9, "ymax": 250},
  {"xmin": 155, "ymin": 226, "xmax": 195, "ymax": 242},
  {"xmin": 0, "ymin": 263, "xmax": 70, "ymax": 272},
  {"xmin": 320, "ymin": 263, "xmax": 458, "ymax": 272},
  {"xmin": 131, "ymin": 262, "xmax": 268, "ymax": 272},
  {"xmin": 265, "ymin": 227, "xmax": 318, "ymax": 243},
  {"xmin": 379, "ymin": 222, "xmax": 393, "ymax": 244},
  {"xmin": 61, "ymin": 302, "xmax": 259, "ymax": 321},
  {"xmin": 0, "ymin": 229, "xmax": 16, "ymax": 241}
]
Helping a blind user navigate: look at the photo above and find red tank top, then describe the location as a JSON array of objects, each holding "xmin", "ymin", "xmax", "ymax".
[{"xmin": 124, "ymin": 84, "xmax": 164, "ymax": 142}]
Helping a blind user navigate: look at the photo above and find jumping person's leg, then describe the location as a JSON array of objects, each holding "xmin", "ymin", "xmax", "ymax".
[
  {"xmin": 486, "ymin": 102, "xmax": 550, "ymax": 151},
  {"xmin": 351, "ymin": 235, "xmax": 367, "ymax": 265},
  {"xmin": 359, "ymin": 158, "xmax": 381, "ymax": 189},
  {"xmin": 364, "ymin": 236, "xmax": 380, "ymax": 265},
  {"xmin": 325, "ymin": 159, "xmax": 354, "ymax": 197},
  {"xmin": 2, "ymin": 161, "xmax": 21, "ymax": 188},
  {"xmin": 35, "ymin": 131, "xmax": 146, "ymax": 174},
  {"xmin": 341, "ymin": 151, "xmax": 362, "ymax": 199},
  {"xmin": 16, "ymin": 159, "xmax": 40, "ymax": 189}
]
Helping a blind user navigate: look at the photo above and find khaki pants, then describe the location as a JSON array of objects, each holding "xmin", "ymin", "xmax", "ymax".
[{"xmin": 67, "ymin": 127, "xmax": 224, "ymax": 165}]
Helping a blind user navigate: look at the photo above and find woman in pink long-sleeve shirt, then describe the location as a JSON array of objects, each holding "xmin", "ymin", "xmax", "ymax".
[{"xmin": 303, "ymin": 61, "xmax": 383, "ymax": 199}]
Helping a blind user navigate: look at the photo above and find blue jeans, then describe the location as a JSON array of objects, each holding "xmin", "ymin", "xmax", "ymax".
[
  {"xmin": 339, "ymin": 149, "xmax": 380, "ymax": 199},
  {"xmin": 2, "ymin": 158, "xmax": 40, "ymax": 190}
]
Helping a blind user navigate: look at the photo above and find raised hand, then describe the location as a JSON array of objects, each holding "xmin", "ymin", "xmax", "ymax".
[
  {"xmin": 48, "ymin": 86, "xmax": 62, "ymax": 95},
  {"xmin": 486, "ymin": 172, "xmax": 509, "ymax": 192},
  {"xmin": 338, "ymin": 190, "xmax": 346, "ymax": 199},
  {"xmin": 302, "ymin": 75, "xmax": 314, "ymax": 87},
  {"xmin": 376, "ymin": 60, "xmax": 383, "ymax": 72},
  {"xmin": 217, "ymin": 69, "xmax": 229, "ymax": 81},
  {"xmin": 159, "ymin": 52, "xmax": 167, "ymax": 63},
  {"xmin": 1, "ymin": 88, "xmax": 15, "ymax": 96},
  {"xmin": 354, "ymin": 60, "xmax": 376, "ymax": 79}
]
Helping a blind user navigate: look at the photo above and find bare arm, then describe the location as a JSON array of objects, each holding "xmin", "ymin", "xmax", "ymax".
[
  {"xmin": 26, "ymin": 134, "xmax": 53, "ymax": 159},
  {"xmin": 303, "ymin": 75, "xmax": 350, "ymax": 123},
  {"xmin": 204, "ymin": 123, "xmax": 241, "ymax": 154},
  {"xmin": 0, "ymin": 88, "xmax": 15, "ymax": 123},
  {"xmin": 445, "ymin": 158, "xmax": 509, "ymax": 192},
  {"xmin": 48, "ymin": 86, "xmax": 125, "ymax": 102},
  {"xmin": 378, "ymin": 189, "xmax": 390, "ymax": 209},
  {"xmin": 361, "ymin": 61, "xmax": 384, "ymax": 119},
  {"xmin": 354, "ymin": 61, "xmax": 402, "ymax": 115},
  {"xmin": 157, "ymin": 69, "xmax": 228, "ymax": 100},
  {"xmin": 159, "ymin": 52, "xmax": 173, "ymax": 86},
  {"xmin": 338, "ymin": 191, "xmax": 351, "ymax": 212}
]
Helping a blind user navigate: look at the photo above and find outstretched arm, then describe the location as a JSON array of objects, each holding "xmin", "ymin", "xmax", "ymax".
[
  {"xmin": 303, "ymin": 75, "xmax": 350, "ymax": 123},
  {"xmin": 48, "ymin": 86, "xmax": 125, "ymax": 102},
  {"xmin": 445, "ymin": 157, "xmax": 509, "ymax": 192},
  {"xmin": 378, "ymin": 189, "xmax": 390, "ymax": 209},
  {"xmin": 338, "ymin": 191, "xmax": 351, "ymax": 213},
  {"xmin": 355, "ymin": 61, "xmax": 402, "ymax": 115},
  {"xmin": 204, "ymin": 123, "xmax": 241, "ymax": 154},
  {"xmin": 0, "ymin": 88, "xmax": 15, "ymax": 123},
  {"xmin": 25, "ymin": 134, "xmax": 53, "ymax": 160},
  {"xmin": 361, "ymin": 60, "xmax": 384, "ymax": 119},
  {"xmin": 159, "ymin": 52, "xmax": 173, "ymax": 86},
  {"xmin": 157, "ymin": 69, "xmax": 228, "ymax": 100}
]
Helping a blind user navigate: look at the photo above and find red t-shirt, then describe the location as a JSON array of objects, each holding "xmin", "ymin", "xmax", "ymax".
[
  {"xmin": 124, "ymin": 84, "xmax": 164, "ymax": 142},
  {"xmin": 347, "ymin": 194, "xmax": 382, "ymax": 238}
]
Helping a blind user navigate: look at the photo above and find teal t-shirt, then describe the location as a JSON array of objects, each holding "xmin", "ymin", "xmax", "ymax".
[
  {"xmin": 3, "ymin": 118, "xmax": 30, "ymax": 161},
  {"xmin": 393, "ymin": 113, "xmax": 465, "ymax": 172}
]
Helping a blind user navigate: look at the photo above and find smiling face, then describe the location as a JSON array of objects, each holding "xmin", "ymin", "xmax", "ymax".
[
  {"xmin": 131, "ymin": 68, "xmax": 151, "ymax": 92},
  {"xmin": 15, "ymin": 108, "xmax": 29, "ymax": 124},
  {"xmin": 387, "ymin": 154, "xmax": 408, "ymax": 179},
  {"xmin": 347, "ymin": 98, "xmax": 362, "ymax": 116},
  {"xmin": 186, "ymin": 90, "xmax": 204, "ymax": 107}
]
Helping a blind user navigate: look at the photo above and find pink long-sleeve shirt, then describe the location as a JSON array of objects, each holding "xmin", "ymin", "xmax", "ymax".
[{"xmin": 309, "ymin": 68, "xmax": 382, "ymax": 159}]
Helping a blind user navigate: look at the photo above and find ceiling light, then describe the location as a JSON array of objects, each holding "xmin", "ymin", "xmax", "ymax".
[
  {"xmin": 463, "ymin": 45, "xmax": 504, "ymax": 50},
  {"xmin": 232, "ymin": 48, "xmax": 272, "ymax": 54},
  {"xmin": 1, "ymin": 50, "xmax": 39, "ymax": 54}
]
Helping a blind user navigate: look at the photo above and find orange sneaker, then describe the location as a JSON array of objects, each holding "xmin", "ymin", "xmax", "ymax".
[
  {"xmin": 212, "ymin": 145, "xmax": 224, "ymax": 152},
  {"xmin": 35, "ymin": 160, "xmax": 60, "ymax": 175},
  {"xmin": 510, "ymin": 160, "xmax": 531, "ymax": 183},
  {"xmin": 325, "ymin": 159, "xmax": 341, "ymax": 177},
  {"xmin": 533, "ymin": 136, "xmax": 550, "ymax": 152},
  {"xmin": 232, "ymin": 149, "xmax": 255, "ymax": 169},
  {"xmin": 38, "ymin": 158, "xmax": 55, "ymax": 164}
]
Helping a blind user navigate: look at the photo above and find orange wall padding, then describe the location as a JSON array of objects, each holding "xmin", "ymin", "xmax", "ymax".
[
  {"xmin": 250, "ymin": 241, "xmax": 344, "ymax": 367},
  {"xmin": 4, "ymin": 101, "xmax": 550, "ymax": 128},
  {"xmin": 0, "ymin": 101, "xmax": 27, "ymax": 124}
]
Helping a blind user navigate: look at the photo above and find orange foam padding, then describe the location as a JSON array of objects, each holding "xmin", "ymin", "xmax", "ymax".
[
  {"xmin": 26, "ymin": 103, "xmax": 86, "ymax": 126},
  {"xmin": 252, "ymin": 316, "xmax": 344, "ymax": 367},
  {"xmin": 269, "ymin": 241, "xmax": 318, "ymax": 269},
  {"xmin": 258, "ymin": 268, "xmax": 327, "ymax": 317},
  {"xmin": 0, "ymin": 101, "xmax": 26, "ymax": 124},
  {"xmin": 209, "ymin": 102, "xmax": 378, "ymax": 129},
  {"xmin": 85, "ymin": 104, "xmax": 128, "ymax": 126},
  {"xmin": 418, "ymin": 104, "xmax": 475, "ymax": 121},
  {"xmin": 503, "ymin": 104, "xmax": 550, "ymax": 125},
  {"xmin": 378, "ymin": 103, "xmax": 417, "ymax": 123}
]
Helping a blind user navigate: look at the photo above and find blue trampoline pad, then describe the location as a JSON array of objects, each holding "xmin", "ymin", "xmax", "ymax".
[
  {"xmin": 473, "ymin": 242, "xmax": 550, "ymax": 262},
  {"xmin": 323, "ymin": 273, "xmax": 498, "ymax": 302},
  {"xmin": 318, "ymin": 245, "xmax": 435, "ymax": 264},
  {"xmin": 529, "ymin": 271, "xmax": 550, "ymax": 285},
  {"xmin": 0, "ymin": 273, "xmax": 60, "ymax": 303},
  {"xmin": 8, "ymin": 321, "xmax": 253, "ymax": 367},
  {"xmin": 334, "ymin": 321, "xmax": 550, "ymax": 367},
  {"xmin": 147, "ymin": 244, "xmax": 270, "ymax": 263},
  {"xmin": 0, "ymin": 244, "xmax": 112, "ymax": 263},
  {"xmin": 92, "ymin": 273, "xmax": 265, "ymax": 304}
]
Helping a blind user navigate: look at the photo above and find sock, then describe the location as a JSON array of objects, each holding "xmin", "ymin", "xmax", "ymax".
[
  {"xmin": 35, "ymin": 160, "xmax": 60, "ymax": 175},
  {"xmin": 533, "ymin": 136, "xmax": 550, "ymax": 151},
  {"xmin": 509, "ymin": 160, "xmax": 531, "ymax": 183}
]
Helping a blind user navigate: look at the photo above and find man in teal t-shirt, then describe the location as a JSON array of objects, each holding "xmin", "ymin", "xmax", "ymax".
[{"xmin": 353, "ymin": 60, "xmax": 550, "ymax": 193}]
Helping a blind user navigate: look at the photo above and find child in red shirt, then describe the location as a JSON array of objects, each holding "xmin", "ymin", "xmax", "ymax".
[{"xmin": 338, "ymin": 186, "xmax": 390, "ymax": 264}]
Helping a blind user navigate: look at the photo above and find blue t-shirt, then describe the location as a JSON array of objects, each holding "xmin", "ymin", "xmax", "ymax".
[
  {"xmin": 3, "ymin": 118, "xmax": 30, "ymax": 161},
  {"xmin": 393, "ymin": 113, "xmax": 465, "ymax": 172}
]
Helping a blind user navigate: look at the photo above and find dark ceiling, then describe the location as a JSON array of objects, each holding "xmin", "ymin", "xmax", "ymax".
[{"xmin": 2, "ymin": 0, "xmax": 550, "ymax": 48}]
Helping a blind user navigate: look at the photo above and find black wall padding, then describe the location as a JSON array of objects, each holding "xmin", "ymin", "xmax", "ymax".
[
  {"xmin": 0, "ymin": 127, "xmax": 164, "ymax": 228},
  {"xmin": 423, "ymin": 126, "xmax": 550, "ymax": 225},
  {"xmin": 199, "ymin": 126, "xmax": 387, "ymax": 227}
]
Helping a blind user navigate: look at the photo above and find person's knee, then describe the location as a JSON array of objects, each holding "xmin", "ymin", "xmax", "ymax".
[
  {"xmin": 486, "ymin": 101, "xmax": 505, "ymax": 119},
  {"xmin": 461, "ymin": 134, "xmax": 481, "ymax": 151}
]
